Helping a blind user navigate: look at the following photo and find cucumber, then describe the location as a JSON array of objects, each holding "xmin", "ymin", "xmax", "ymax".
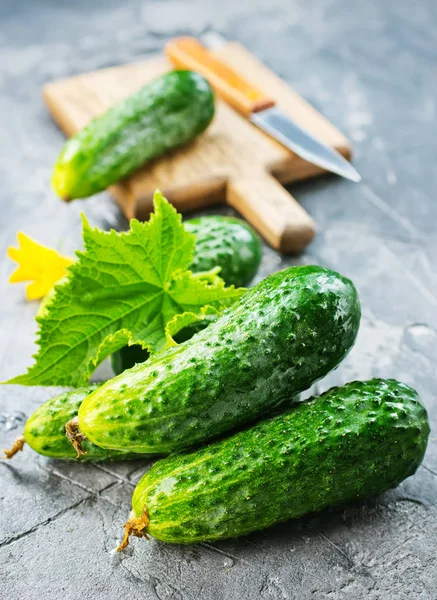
[
  {"xmin": 52, "ymin": 70, "xmax": 215, "ymax": 200},
  {"xmin": 184, "ymin": 216, "xmax": 262, "ymax": 287},
  {"xmin": 110, "ymin": 215, "xmax": 262, "ymax": 375},
  {"xmin": 23, "ymin": 387, "xmax": 153, "ymax": 461},
  {"xmin": 123, "ymin": 379, "xmax": 429, "ymax": 545},
  {"xmin": 78, "ymin": 265, "xmax": 361, "ymax": 454}
]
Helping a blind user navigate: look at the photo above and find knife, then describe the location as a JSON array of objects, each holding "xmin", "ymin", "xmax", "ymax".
[{"xmin": 165, "ymin": 37, "xmax": 361, "ymax": 183}]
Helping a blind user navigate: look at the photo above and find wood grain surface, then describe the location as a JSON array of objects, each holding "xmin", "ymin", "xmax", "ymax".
[{"xmin": 43, "ymin": 42, "xmax": 353, "ymax": 252}]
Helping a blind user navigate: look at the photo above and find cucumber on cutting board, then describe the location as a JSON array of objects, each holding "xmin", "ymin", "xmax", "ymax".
[
  {"xmin": 22, "ymin": 387, "xmax": 154, "ymax": 461},
  {"xmin": 52, "ymin": 70, "xmax": 215, "ymax": 200},
  {"xmin": 111, "ymin": 215, "xmax": 262, "ymax": 375},
  {"xmin": 78, "ymin": 265, "xmax": 361, "ymax": 454},
  {"xmin": 125, "ymin": 379, "xmax": 429, "ymax": 544}
]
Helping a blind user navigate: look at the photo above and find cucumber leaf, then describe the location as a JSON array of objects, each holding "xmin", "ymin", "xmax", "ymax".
[
  {"xmin": 7, "ymin": 191, "xmax": 245, "ymax": 387},
  {"xmin": 165, "ymin": 305, "xmax": 221, "ymax": 347}
]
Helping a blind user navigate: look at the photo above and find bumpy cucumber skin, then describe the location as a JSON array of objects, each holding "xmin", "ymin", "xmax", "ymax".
[
  {"xmin": 52, "ymin": 71, "xmax": 215, "ymax": 199},
  {"xmin": 185, "ymin": 216, "xmax": 262, "ymax": 287},
  {"xmin": 132, "ymin": 379, "xmax": 429, "ymax": 544},
  {"xmin": 24, "ymin": 387, "xmax": 152, "ymax": 461},
  {"xmin": 110, "ymin": 215, "xmax": 262, "ymax": 375},
  {"xmin": 79, "ymin": 265, "xmax": 361, "ymax": 454}
]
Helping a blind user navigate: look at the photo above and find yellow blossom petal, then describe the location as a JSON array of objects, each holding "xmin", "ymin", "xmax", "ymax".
[
  {"xmin": 8, "ymin": 232, "xmax": 74, "ymax": 300},
  {"xmin": 25, "ymin": 280, "xmax": 51, "ymax": 301}
]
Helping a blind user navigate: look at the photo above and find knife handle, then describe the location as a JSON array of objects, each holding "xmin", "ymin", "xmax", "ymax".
[{"xmin": 165, "ymin": 37, "xmax": 275, "ymax": 118}]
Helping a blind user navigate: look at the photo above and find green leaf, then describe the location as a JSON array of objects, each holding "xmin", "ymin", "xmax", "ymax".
[
  {"xmin": 7, "ymin": 191, "xmax": 245, "ymax": 387},
  {"xmin": 165, "ymin": 306, "xmax": 221, "ymax": 348},
  {"xmin": 190, "ymin": 266, "xmax": 222, "ymax": 284}
]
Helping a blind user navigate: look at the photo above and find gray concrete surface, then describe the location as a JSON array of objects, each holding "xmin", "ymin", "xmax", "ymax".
[{"xmin": 1, "ymin": 1, "xmax": 436, "ymax": 598}]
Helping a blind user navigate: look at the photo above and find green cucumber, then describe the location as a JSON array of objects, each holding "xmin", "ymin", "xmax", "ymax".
[
  {"xmin": 111, "ymin": 215, "xmax": 262, "ymax": 375},
  {"xmin": 52, "ymin": 70, "xmax": 215, "ymax": 200},
  {"xmin": 184, "ymin": 216, "xmax": 262, "ymax": 287},
  {"xmin": 23, "ymin": 387, "xmax": 153, "ymax": 461},
  {"xmin": 78, "ymin": 265, "xmax": 361, "ymax": 454},
  {"xmin": 125, "ymin": 379, "xmax": 429, "ymax": 544}
]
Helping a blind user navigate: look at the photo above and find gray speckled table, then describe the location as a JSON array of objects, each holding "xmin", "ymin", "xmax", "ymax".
[{"xmin": 1, "ymin": 1, "xmax": 436, "ymax": 598}]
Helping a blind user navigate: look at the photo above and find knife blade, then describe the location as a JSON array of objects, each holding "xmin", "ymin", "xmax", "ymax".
[{"xmin": 165, "ymin": 37, "xmax": 361, "ymax": 183}]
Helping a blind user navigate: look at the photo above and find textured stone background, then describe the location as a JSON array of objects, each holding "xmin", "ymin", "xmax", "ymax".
[{"xmin": 1, "ymin": 1, "xmax": 436, "ymax": 598}]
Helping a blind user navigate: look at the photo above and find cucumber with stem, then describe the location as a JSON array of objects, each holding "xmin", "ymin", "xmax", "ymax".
[
  {"xmin": 4, "ymin": 387, "xmax": 155, "ymax": 461},
  {"xmin": 119, "ymin": 378, "xmax": 429, "ymax": 547}
]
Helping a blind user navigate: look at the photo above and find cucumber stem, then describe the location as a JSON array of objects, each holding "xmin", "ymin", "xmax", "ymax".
[
  {"xmin": 65, "ymin": 417, "xmax": 88, "ymax": 458},
  {"xmin": 3, "ymin": 435, "xmax": 26, "ymax": 459},
  {"xmin": 117, "ymin": 508, "xmax": 150, "ymax": 551}
]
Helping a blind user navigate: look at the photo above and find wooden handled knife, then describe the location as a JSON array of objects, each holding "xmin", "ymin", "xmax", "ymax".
[{"xmin": 165, "ymin": 37, "xmax": 361, "ymax": 183}]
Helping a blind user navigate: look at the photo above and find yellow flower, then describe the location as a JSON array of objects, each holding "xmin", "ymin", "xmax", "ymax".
[{"xmin": 8, "ymin": 232, "xmax": 74, "ymax": 300}]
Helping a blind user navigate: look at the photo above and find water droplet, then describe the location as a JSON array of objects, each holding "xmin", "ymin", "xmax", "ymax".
[{"xmin": 0, "ymin": 411, "xmax": 27, "ymax": 432}]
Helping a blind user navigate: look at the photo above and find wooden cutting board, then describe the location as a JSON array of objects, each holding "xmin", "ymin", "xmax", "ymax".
[{"xmin": 43, "ymin": 41, "xmax": 353, "ymax": 253}]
